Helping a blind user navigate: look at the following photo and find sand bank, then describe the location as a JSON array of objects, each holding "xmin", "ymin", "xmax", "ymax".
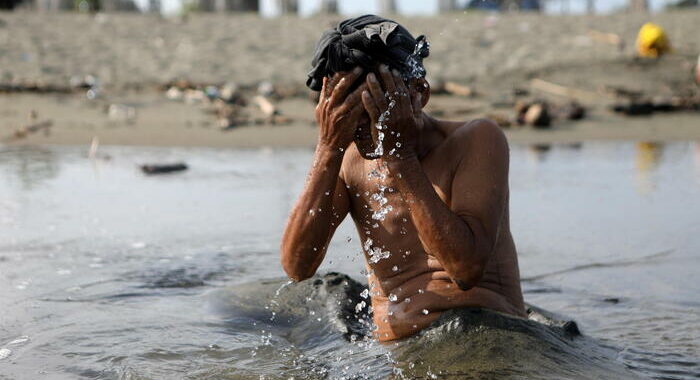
[{"xmin": 0, "ymin": 11, "xmax": 698, "ymax": 147}]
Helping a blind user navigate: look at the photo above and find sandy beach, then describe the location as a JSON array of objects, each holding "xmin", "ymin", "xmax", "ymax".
[{"xmin": 0, "ymin": 10, "xmax": 699, "ymax": 147}]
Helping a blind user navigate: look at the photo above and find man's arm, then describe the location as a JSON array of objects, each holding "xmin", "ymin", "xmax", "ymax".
[
  {"xmin": 280, "ymin": 68, "xmax": 366, "ymax": 281},
  {"xmin": 388, "ymin": 121, "xmax": 509, "ymax": 290},
  {"xmin": 280, "ymin": 148, "xmax": 350, "ymax": 281}
]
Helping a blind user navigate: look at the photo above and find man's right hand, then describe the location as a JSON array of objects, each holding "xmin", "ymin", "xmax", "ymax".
[{"xmin": 315, "ymin": 67, "xmax": 368, "ymax": 151}]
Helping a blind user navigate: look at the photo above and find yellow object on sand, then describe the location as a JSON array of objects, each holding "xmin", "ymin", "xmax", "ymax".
[{"xmin": 636, "ymin": 22, "xmax": 671, "ymax": 58}]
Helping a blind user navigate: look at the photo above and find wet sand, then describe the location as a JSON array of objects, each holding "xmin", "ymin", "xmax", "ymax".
[{"xmin": 0, "ymin": 11, "xmax": 699, "ymax": 147}]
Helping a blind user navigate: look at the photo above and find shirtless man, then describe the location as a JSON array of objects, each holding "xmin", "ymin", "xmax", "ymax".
[{"xmin": 281, "ymin": 16, "xmax": 525, "ymax": 342}]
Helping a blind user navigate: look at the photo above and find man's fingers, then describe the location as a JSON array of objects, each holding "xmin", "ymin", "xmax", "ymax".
[
  {"xmin": 325, "ymin": 72, "xmax": 344, "ymax": 98},
  {"xmin": 319, "ymin": 76, "xmax": 329, "ymax": 105},
  {"xmin": 378, "ymin": 64, "xmax": 397, "ymax": 94},
  {"xmin": 344, "ymin": 82, "xmax": 368, "ymax": 107},
  {"xmin": 347, "ymin": 99, "xmax": 368, "ymax": 120},
  {"xmin": 412, "ymin": 92, "xmax": 423, "ymax": 119},
  {"xmin": 361, "ymin": 90, "xmax": 381, "ymax": 122},
  {"xmin": 366, "ymin": 73, "xmax": 388, "ymax": 111},
  {"xmin": 392, "ymin": 69, "xmax": 411, "ymax": 112},
  {"xmin": 329, "ymin": 67, "xmax": 363, "ymax": 106},
  {"xmin": 362, "ymin": 90, "xmax": 382, "ymax": 145},
  {"xmin": 335, "ymin": 83, "xmax": 368, "ymax": 116}
]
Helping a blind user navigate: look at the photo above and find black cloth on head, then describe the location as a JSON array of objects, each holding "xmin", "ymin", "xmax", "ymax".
[{"xmin": 306, "ymin": 14, "xmax": 429, "ymax": 91}]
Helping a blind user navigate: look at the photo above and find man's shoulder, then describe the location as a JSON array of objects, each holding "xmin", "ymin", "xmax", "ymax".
[{"xmin": 441, "ymin": 118, "xmax": 509, "ymax": 158}]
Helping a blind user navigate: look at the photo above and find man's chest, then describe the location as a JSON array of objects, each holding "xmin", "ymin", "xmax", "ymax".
[{"xmin": 342, "ymin": 153, "xmax": 455, "ymax": 224}]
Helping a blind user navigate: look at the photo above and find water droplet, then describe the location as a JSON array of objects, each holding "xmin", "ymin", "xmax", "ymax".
[
  {"xmin": 418, "ymin": 289, "xmax": 425, "ymax": 294},
  {"xmin": 360, "ymin": 289, "xmax": 369, "ymax": 299},
  {"xmin": 392, "ymin": 265, "xmax": 398, "ymax": 272},
  {"xmin": 422, "ymin": 309, "xmax": 429, "ymax": 315},
  {"xmin": 404, "ymin": 297, "xmax": 411, "ymax": 303},
  {"xmin": 388, "ymin": 293, "xmax": 398, "ymax": 302}
]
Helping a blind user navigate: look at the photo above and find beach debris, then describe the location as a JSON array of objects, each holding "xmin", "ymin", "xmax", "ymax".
[
  {"xmin": 161, "ymin": 79, "xmax": 298, "ymax": 127},
  {"xmin": 611, "ymin": 101, "xmax": 654, "ymax": 116},
  {"xmin": 165, "ymin": 86, "xmax": 183, "ymax": 100},
  {"xmin": 515, "ymin": 100, "xmax": 551, "ymax": 128},
  {"xmin": 530, "ymin": 78, "xmax": 600, "ymax": 101},
  {"xmin": 561, "ymin": 101, "xmax": 586, "ymax": 120},
  {"xmin": 601, "ymin": 85, "xmax": 645, "ymax": 99},
  {"xmin": 204, "ymin": 85, "xmax": 219, "ymax": 100},
  {"xmin": 636, "ymin": 22, "xmax": 671, "ymax": 58},
  {"xmin": 253, "ymin": 95, "xmax": 293, "ymax": 125},
  {"xmin": 523, "ymin": 102, "xmax": 551, "ymax": 128},
  {"xmin": 257, "ymin": 81, "xmax": 276, "ymax": 97},
  {"xmin": 219, "ymin": 82, "xmax": 244, "ymax": 105},
  {"xmin": 107, "ymin": 103, "xmax": 137, "ymax": 121},
  {"xmin": 11, "ymin": 119, "xmax": 53, "ymax": 139},
  {"xmin": 140, "ymin": 163, "xmax": 188, "ymax": 175},
  {"xmin": 215, "ymin": 101, "xmax": 247, "ymax": 129},
  {"xmin": 611, "ymin": 95, "xmax": 699, "ymax": 116},
  {"xmin": 3, "ymin": 111, "xmax": 53, "ymax": 142},
  {"xmin": 512, "ymin": 88, "xmax": 529, "ymax": 97},
  {"xmin": 0, "ymin": 81, "xmax": 73, "ymax": 94},
  {"xmin": 253, "ymin": 95, "xmax": 278, "ymax": 117},
  {"xmin": 443, "ymin": 81, "xmax": 474, "ymax": 97},
  {"xmin": 184, "ymin": 89, "xmax": 207, "ymax": 104}
]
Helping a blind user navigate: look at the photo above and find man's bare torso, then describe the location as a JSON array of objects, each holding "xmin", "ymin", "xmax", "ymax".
[{"xmin": 339, "ymin": 120, "xmax": 526, "ymax": 341}]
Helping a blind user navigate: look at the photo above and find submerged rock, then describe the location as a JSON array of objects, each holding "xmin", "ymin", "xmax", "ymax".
[
  {"xmin": 391, "ymin": 306, "xmax": 639, "ymax": 379},
  {"xmin": 210, "ymin": 273, "xmax": 641, "ymax": 379}
]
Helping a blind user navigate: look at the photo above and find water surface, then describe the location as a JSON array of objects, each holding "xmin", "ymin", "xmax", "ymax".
[{"xmin": 0, "ymin": 142, "xmax": 698, "ymax": 379}]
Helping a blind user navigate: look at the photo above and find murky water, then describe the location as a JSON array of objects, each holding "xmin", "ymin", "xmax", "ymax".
[{"xmin": 0, "ymin": 142, "xmax": 699, "ymax": 379}]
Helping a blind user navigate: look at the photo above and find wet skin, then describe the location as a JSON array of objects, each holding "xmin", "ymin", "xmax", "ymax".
[{"xmin": 281, "ymin": 65, "xmax": 526, "ymax": 341}]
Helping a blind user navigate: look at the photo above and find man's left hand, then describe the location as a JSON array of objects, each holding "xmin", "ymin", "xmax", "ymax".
[{"xmin": 361, "ymin": 64, "xmax": 423, "ymax": 161}]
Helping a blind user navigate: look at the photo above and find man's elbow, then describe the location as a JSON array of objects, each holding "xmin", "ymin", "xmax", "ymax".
[
  {"xmin": 281, "ymin": 260, "xmax": 313, "ymax": 282},
  {"xmin": 451, "ymin": 264, "xmax": 486, "ymax": 291},
  {"xmin": 280, "ymin": 247, "xmax": 316, "ymax": 282}
]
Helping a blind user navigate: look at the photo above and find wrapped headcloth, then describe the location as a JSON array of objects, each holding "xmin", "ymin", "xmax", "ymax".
[{"xmin": 307, "ymin": 14, "xmax": 430, "ymax": 91}]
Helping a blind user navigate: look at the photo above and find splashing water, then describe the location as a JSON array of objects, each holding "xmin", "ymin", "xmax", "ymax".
[
  {"xmin": 404, "ymin": 36, "xmax": 430, "ymax": 80},
  {"xmin": 369, "ymin": 98, "xmax": 396, "ymax": 159},
  {"xmin": 266, "ymin": 280, "xmax": 293, "ymax": 322},
  {"xmin": 363, "ymin": 238, "xmax": 389, "ymax": 263}
]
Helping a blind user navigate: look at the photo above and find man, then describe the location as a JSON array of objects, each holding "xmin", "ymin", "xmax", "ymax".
[{"xmin": 281, "ymin": 15, "xmax": 525, "ymax": 342}]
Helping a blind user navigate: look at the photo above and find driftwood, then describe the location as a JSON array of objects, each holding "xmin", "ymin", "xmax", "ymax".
[
  {"xmin": 141, "ymin": 163, "xmax": 188, "ymax": 175},
  {"xmin": 0, "ymin": 83, "xmax": 75, "ymax": 94},
  {"xmin": 443, "ymin": 81, "xmax": 473, "ymax": 97},
  {"xmin": 253, "ymin": 95, "xmax": 278, "ymax": 117},
  {"xmin": 3, "ymin": 120, "xmax": 53, "ymax": 142},
  {"xmin": 530, "ymin": 79, "xmax": 602, "ymax": 101}
]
